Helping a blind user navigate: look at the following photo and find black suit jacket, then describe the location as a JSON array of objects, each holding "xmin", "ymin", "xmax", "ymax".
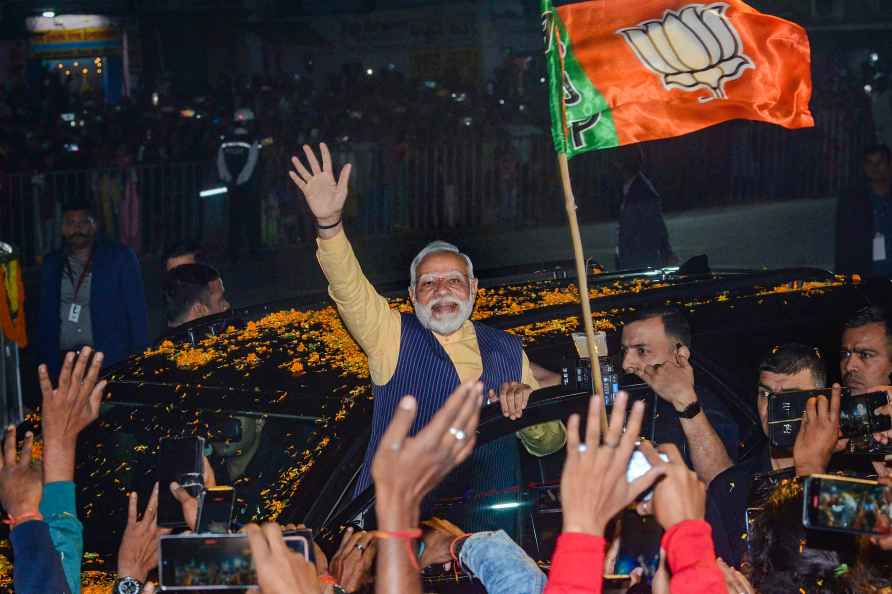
[
  {"xmin": 617, "ymin": 173, "xmax": 673, "ymax": 270},
  {"xmin": 835, "ymin": 186, "xmax": 874, "ymax": 275}
]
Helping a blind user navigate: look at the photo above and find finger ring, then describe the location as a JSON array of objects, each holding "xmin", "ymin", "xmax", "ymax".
[
  {"xmin": 604, "ymin": 441, "xmax": 620, "ymax": 449},
  {"xmin": 449, "ymin": 427, "xmax": 466, "ymax": 441},
  {"xmin": 355, "ymin": 543, "xmax": 366, "ymax": 552},
  {"xmin": 577, "ymin": 444, "xmax": 588, "ymax": 453}
]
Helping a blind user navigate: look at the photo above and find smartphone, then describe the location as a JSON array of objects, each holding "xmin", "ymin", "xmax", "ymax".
[
  {"xmin": 158, "ymin": 437, "xmax": 205, "ymax": 529},
  {"xmin": 803, "ymin": 474, "xmax": 892, "ymax": 536},
  {"xmin": 626, "ymin": 448, "xmax": 669, "ymax": 501},
  {"xmin": 767, "ymin": 389, "xmax": 890, "ymax": 448},
  {"xmin": 197, "ymin": 486, "xmax": 235, "ymax": 534},
  {"xmin": 283, "ymin": 528, "xmax": 315, "ymax": 565},
  {"xmin": 159, "ymin": 533, "xmax": 309, "ymax": 590},
  {"xmin": 603, "ymin": 575, "xmax": 633, "ymax": 592}
]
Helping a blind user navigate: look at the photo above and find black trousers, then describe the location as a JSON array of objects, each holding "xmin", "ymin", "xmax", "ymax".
[{"xmin": 228, "ymin": 184, "xmax": 261, "ymax": 258}]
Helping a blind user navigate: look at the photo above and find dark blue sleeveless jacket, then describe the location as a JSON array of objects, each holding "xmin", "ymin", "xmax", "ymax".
[{"xmin": 354, "ymin": 313, "xmax": 523, "ymax": 503}]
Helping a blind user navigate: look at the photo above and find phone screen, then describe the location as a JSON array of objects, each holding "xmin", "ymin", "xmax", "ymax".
[
  {"xmin": 197, "ymin": 486, "xmax": 235, "ymax": 534},
  {"xmin": 804, "ymin": 475, "xmax": 892, "ymax": 536},
  {"xmin": 159, "ymin": 534, "xmax": 308, "ymax": 589},
  {"xmin": 626, "ymin": 449, "xmax": 669, "ymax": 501},
  {"xmin": 839, "ymin": 391, "xmax": 891, "ymax": 437},
  {"xmin": 158, "ymin": 437, "xmax": 205, "ymax": 529}
]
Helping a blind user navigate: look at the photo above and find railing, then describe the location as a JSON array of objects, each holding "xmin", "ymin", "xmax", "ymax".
[
  {"xmin": 1, "ymin": 106, "xmax": 872, "ymax": 265},
  {"xmin": 1, "ymin": 161, "xmax": 212, "ymax": 265}
]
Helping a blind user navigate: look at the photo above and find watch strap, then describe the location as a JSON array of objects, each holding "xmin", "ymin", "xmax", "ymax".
[{"xmin": 675, "ymin": 401, "xmax": 702, "ymax": 419}]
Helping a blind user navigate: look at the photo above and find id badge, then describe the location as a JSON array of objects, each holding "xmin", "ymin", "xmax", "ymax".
[
  {"xmin": 874, "ymin": 233, "xmax": 887, "ymax": 262},
  {"xmin": 68, "ymin": 303, "xmax": 82, "ymax": 323}
]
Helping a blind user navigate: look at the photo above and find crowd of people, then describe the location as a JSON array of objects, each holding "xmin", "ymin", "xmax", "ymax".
[
  {"xmin": 0, "ymin": 52, "xmax": 546, "ymax": 175},
  {"xmin": 0, "ymin": 53, "xmax": 558, "ymax": 261},
  {"xmin": 6, "ymin": 140, "xmax": 891, "ymax": 594},
  {"xmin": 2, "ymin": 43, "xmax": 879, "ymax": 266}
]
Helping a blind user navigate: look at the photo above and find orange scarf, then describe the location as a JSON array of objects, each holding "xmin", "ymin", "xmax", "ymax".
[{"xmin": 0, "ymin": 260, "xmax": 27, "ymax": 347}]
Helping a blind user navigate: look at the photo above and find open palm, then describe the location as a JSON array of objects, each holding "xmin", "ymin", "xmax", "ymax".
[{"xmin": 288, "ymin": 143, "xmax": 352, "ymax": 224}]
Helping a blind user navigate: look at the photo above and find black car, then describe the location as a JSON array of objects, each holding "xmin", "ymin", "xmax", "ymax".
[{"xmin": 65, "ymin": 264, "xmax": 885, "ymax": 589}]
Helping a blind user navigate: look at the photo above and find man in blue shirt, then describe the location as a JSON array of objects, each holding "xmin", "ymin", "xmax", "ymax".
[
  {"xmin": 37, "ymin": 201, "xmax": 148, "ymax": 377},
  {"xmin": 836, "ymin": 144, "xmax": 892, "ymax": 278}
]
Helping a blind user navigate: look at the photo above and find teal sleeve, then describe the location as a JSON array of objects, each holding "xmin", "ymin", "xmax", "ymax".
[{"xmin": 40, "ymin": 481, "xmax": 83, "ymax": 594}]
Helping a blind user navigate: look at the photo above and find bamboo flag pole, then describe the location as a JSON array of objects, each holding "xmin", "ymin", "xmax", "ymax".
[{"xmin": 557, "ymin": 153, "xmax": 608, "ymax": 434}]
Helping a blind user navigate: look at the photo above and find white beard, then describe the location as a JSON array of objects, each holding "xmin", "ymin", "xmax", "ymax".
[{"xmin": 415, "ymin": 295, "xmax": 474, "ymax": 336}]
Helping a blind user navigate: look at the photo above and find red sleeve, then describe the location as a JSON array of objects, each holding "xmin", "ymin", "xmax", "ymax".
[
  {"xmin": 662, "ymin": 520, "xmax": 727, "ymax": 594},
  {"xmin": 544, "ymin": 533, "xmax": 605, "ymax": 594}
]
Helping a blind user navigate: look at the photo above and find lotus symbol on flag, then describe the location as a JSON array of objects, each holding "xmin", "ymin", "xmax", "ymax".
[{"xmin": 618, "ymin": 3, "xmax": 754, "ymax": 102}]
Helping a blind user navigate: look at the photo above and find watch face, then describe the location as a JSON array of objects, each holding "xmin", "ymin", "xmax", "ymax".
[{"xmin": 116, "ymin": 577, "xmax": 142, "ymax": 594}]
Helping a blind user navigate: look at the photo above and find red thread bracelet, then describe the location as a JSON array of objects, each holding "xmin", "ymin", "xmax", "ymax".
[
  {"xmin": 3, "ymin": 511, "xmax": 43, "ymax": 527},
  {"xmin": 372, "ymin": 529, "xmax": 422, "ymax": 539},
  {"xmin": 373, "ymin": 529, "xmax": 423, "ymax": 571}
]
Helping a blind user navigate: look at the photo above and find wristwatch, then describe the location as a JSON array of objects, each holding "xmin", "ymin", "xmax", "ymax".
[
  {"xmin": 675, "ymin": 401, "xmax": 702, "ymax": 419},
  {"xmin": 113, "ymin": 576, "xmax": 143, "ymax": 594}
]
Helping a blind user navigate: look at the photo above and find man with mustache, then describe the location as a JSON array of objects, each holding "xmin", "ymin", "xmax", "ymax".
[
  {"xmin": 289, "ymin": 144, "xmax": 566, "ymax": 504},
  {"xmin": 842, "ymin": 306, "xmax": 892, "ymax": 465},
  {"xmin": 37, "ymin": 201, "xmax": 148, "ymax": 377},
  {"xmin": 841, "ymin": 306, "xmax": 892, "ymax": 397}
]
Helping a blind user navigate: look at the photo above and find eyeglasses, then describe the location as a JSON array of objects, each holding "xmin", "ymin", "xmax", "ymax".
[{"xmin": 415, "ymin": 272, "xmax": 469, "ymax": 295}]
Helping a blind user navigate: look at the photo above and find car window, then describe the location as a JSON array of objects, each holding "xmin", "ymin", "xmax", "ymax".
[
  {"xmin": 75, "ymin": 401, "xmax": 317, "ymax": 554},
  {"xmin": 316, "ymin": 328, "xmax": 758, "ymax": 573}
]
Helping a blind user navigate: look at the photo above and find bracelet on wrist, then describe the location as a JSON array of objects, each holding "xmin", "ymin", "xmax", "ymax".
[
  {"xmin": 315, "ymin": 217, "xmax": 342, "ymax": 230},
  {"xmin": 449, "ymin": 533, "xmax": 472, "ymax": 580},
  {"xmin": 3, "ymin": 511, "xmax": 43, "ymax": 527},
  {"xmin": 112, "ymin": 576, "xmax": 143, "ymax": 594},
  {"xmin": 372, "ymin": 529, "xmax": 423, "ymax": 540},
  {"xmin": 373, "ymin": 529, "xmax": 423, "ymax": 571}
]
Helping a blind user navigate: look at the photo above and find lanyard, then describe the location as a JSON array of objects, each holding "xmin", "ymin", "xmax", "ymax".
[{"xmin": 66, "ymin": 250, "xmax": 93, "ymax": 301}]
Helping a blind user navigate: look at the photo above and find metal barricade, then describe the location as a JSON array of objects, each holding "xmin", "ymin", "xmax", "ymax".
[
  {"xmin": 3, "ymin": 161, "xmax": 211, "ymax": 265},
  {"xmin": 1, "ymin": 104, "xmax": 873, "ymax": 262}
]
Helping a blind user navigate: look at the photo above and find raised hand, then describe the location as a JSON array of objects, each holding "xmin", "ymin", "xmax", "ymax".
[
  {"xmin": 38, "ymin": 348, "xmax": 106, "ymax": 483},
  {"xmin": 419, "ymin": 518, "xmax": 465, "ymax": 569},
  {"xmin": 640, "ymin": 352, "xmax": 697, "ymax": 411},
  {"xmin": 372, "ymin": 380, "xmax": 483, "ymax": 528},
  {"xmin": 288, "ymin": 143, "xmax": 352, "ymax": 233},
  {"xmin": 717, "ymin": 558, "xmax": 756, "ymax": 594},
  {"xmin": 489, "ymin": 382, "xmax": 533, "ymax": 420},
  {"xmin": 869, "ymin": 386, "xmax": 892, "ymax": 445},
  {"xmin": 169, "ymin": 456, "xmax": 217, "ymax": 531},
  {"xmin": 560, "ymin": 391, "xmax": 666, "ymax": 536},
  {"xmin": 244, "ymin": 523, "xmax": 321, "ymax": 594},
  {"xmin": 642, "ymin": 442, "xmax": 706, "ymax": 530},
  {"xmin": 117, "ymin": 483, "xmax": 171, "ymax": 582},
  {"xmin": 328, "ymin": 527, "xmax": 377, "ymax": 593},
  {"xmin": 0, "ymin": 426, "xmax": 42, "ymax": 521},
  {"xmin": 793, "ymin": 385, "xmax": 842, "ymax": 476}
]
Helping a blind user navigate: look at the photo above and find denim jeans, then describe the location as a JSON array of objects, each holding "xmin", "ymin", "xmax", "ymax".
[{"xmin": 459, "ymin": 530, "xmax": 547, "ymax": 594}]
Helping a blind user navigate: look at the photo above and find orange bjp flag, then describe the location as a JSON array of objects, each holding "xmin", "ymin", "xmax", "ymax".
[{"xmin": 543, "ymin": 0, "xmax": 814, "ymax": 156}]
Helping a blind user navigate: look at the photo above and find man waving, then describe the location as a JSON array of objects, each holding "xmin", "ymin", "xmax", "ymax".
[{"xmin": 289, "ymin": 144, "xmax": 565, "ymax": 507}]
